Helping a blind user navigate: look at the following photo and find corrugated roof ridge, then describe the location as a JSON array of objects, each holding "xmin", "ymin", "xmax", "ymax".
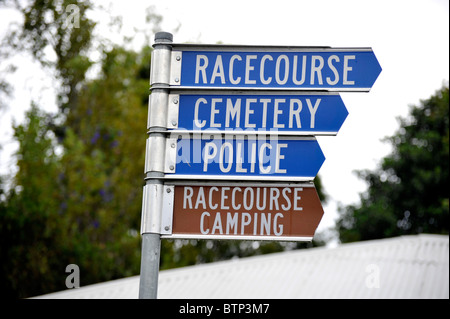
[{"xmin": 32, "ymin": 234, "xmax": 448, "ymax": 299}]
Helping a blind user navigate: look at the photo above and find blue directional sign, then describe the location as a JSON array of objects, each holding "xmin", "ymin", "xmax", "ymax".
[
  {"xmin": 165, "ymin": 135, "xmax": 325, "ymax": 181},
  {"xmin": 170, "ymin": 92, "xmax": 348, "ymax": 135},
  {"xmin": 169, "ymin": 45, "xmax": 382, "ymax": 91}
]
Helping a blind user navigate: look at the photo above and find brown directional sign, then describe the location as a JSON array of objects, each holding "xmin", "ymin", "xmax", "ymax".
[{"xmin": 161, "ymin": 182, "xmax": 324, "ymax": 241}]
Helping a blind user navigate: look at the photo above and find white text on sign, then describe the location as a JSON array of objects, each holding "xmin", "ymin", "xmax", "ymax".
[
  {"xmin": 203, "ymin": 140, "xmax": 287, "ymax": 174},
  {"xmin": 183, "ymin": 186, "xmax": 303, "ymax": 236},
  {"xmin": 195, "ymin": 54, "xmax": 356, "ymax": 86},
  {"xmin": 194, "ymin": 97, "xmax": 321, "ymax": 130}
]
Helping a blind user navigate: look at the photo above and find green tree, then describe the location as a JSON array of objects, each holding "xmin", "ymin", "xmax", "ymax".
[
  {"xmin": 336, "ymin": 85, "xmax": 449, "ymax": 243},
  {"xmin": 0, "ymin": 1, "xmax": 330, "ymax": 297},
  {"xmin": 0, "ymin": 105, "xmax": 63, "ymax": 298},
  {"xmin": 3, "ymin": 0, "xmax": 95, "ymax": 113},
  {"xmin": 55, "ymin": 45, "xmax": 152, "ymax": 285},
  {"xmin": 0, "ymin": 0, "xmax": 149, "ymax": 297}
]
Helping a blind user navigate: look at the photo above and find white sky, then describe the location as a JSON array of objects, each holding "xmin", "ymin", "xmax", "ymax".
[{"xmin": 0, "ymin": 0, "xmax": 449, "ymax": 237}]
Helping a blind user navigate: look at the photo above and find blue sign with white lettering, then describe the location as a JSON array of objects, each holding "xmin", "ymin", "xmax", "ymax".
[
  {"xmin": 167, "ymin": 136, "xmax": 325, "ymax": 181},
  {"xmin": 173, "ymin": 92, "xmax": 348, "ymax": 135},
  {"xmin": 171, "ymin": 46, "xmax": 382, "ymax": 91}
]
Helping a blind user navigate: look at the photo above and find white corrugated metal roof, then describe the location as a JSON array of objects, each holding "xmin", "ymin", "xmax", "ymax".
[{"xmin": 34, "ymin": 234, "xmax": 449, "ymax": 299}]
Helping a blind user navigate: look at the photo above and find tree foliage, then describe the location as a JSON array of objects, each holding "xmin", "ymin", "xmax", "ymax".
[
  {"xmin": 336, "ymin": 85, "xmax": 449, "ymax": 243},
  {"xmin": 2, "ymin": 0, "xmax": 95, "ymax": 113},
  {"xmin": 0, "ymin": 44, "xmax": 151, "ymax": 297},
  {"xmin": 0, "ymin": 1, "xmax": 328, "ymax": 298},
  {"xmin": 0, "ymin": 105, "xmax": 62, "ymax": 297},
  {"xmin": 0, "ymin": 0, "xmax": 145, "ymax": 298}
]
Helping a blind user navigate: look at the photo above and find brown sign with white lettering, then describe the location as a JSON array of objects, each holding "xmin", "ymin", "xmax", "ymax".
[{"xmin": 167, "ymin": 184, "xmax": 324, "ymax": 241}]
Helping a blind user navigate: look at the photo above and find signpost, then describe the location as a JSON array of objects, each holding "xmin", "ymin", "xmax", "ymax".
[{"xmin": 139, "ymin": 31, "xmax": 381, "ymax": 299}]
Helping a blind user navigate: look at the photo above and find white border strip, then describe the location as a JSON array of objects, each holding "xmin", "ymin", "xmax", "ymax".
[{"xmin": 161, "ymin": 234, "xmax": 313, "ymax": 242}]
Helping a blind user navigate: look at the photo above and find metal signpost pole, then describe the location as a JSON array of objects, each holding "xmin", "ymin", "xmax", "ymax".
[
  {"xmin": 139, "ymin": 32, "xmax": 173, "ymax": 299},
  {"xmin": 139, "ymin": 219, "xmax": 161, "ymax": 299}
]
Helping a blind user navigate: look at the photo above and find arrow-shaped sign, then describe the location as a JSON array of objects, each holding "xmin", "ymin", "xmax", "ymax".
[
  {"xmin": 163, "ymin": 45, "xmax": 382, "ymax": 92},
  {"xmin": 156, "ymin": 134, "xmax": 325, "ymax": 181},
  {"xmin": 159, "ymin": 182, "xmax": 324, "ymax": 241},
  {"xmin": 165, "ymin": 91, "xmax": 348, "ymax": 135}
]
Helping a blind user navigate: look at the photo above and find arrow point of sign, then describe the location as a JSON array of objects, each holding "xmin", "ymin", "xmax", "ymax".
[
  {"xmin": 367, "ymin": 51, "xmax": 383, "ymax": 90},
  {"xmin": 314, "ymin": 142, "xmax": 326, "ymax": 178},
  {"xmin": 332, "ymin": 95, "xmax": 349, "ymax": 134},
  {"xmin": 337, "ymin": 108, "xmax": 349, "ymax": 134}
]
